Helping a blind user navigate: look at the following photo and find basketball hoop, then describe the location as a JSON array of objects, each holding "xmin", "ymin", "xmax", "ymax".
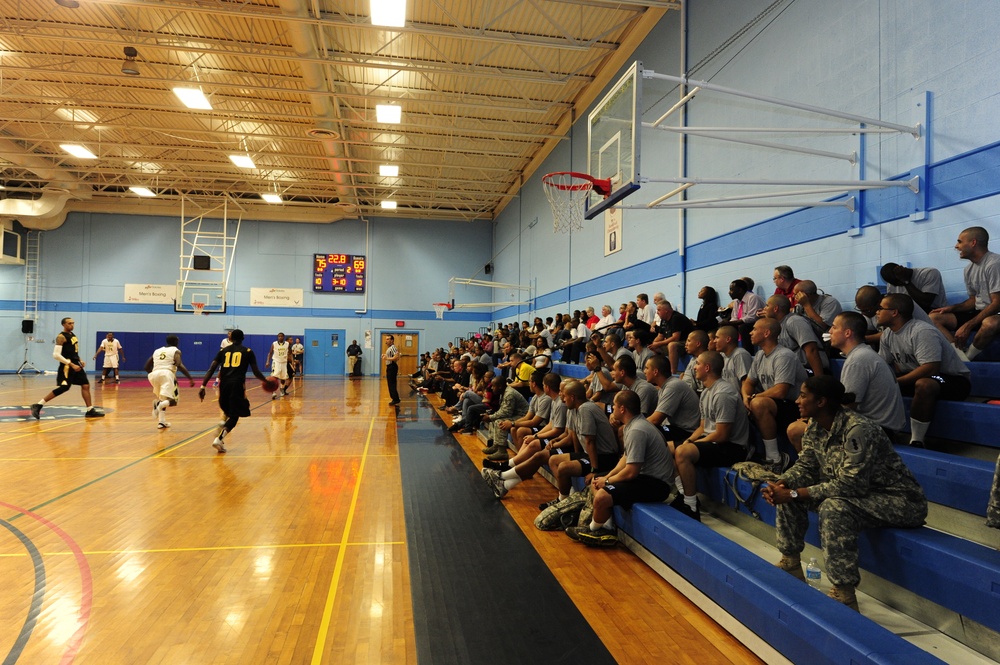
[
  {"xmin": 542, "ymin": 172, "xmax": 612, "ymax": 234},
  {"xmin": 432, "ymin": 302, "xmax": 452, "ymax": 319},
  {"xmin": 193, "ymin": 302, "xmax": 206, "ymax": 316}
]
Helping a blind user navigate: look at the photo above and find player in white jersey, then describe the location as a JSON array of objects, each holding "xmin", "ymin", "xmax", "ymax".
[
  {"xmin": 265, "ymin": 332, "xmax": 292, "ymax": 398},
  {"xmin": 93, "ymin": 332, "xmax": 125, "ymax": 383},
  {"xmin": 144, "ymin": 334, "xmax": 195, "ymax": 429}
]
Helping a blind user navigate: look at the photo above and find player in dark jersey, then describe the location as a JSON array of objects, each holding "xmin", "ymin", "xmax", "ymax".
[
  {"xmin": 31, "ymin": 317, "xmax": 104, "ymax": 419},
  {"xmin": 198, "ymin": 328, "xmax": 267, "ymax": 453}
]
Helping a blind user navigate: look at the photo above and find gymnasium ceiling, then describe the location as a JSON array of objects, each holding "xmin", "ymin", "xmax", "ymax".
[{"xmin": 0, "ymin": 0, "xmax": 675, "ymax": 227}]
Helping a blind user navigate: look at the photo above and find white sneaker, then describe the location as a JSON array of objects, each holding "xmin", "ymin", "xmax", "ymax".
[
  {"xmin": 158, "ymin": 422, "xmax": 171, "ymax": 429},
  {"xmin": 272, "ymin": 392, "xmax": 279, "ymax": 400},
  {"xmin": 212, "ymin": 437, "xmax": 227, "ymax": 453}
]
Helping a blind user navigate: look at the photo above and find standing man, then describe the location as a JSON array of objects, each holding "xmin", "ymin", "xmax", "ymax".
[
  {"xmin": 291, "ymin": 338, "xmax": 305, "ymax": 376},
  {"xmin": 31, "ymin": 317, "xmax": 104, "ymax": 419},
  {"xmin": 346, "ymin": 339, "xmax": 363, "ymax": 377},
  {"xmin": 145, "ymin": 335, "xmax": 195, "ymax": 429},
  {"xmin": 93, "ymin": 332, "xmax": 125, "ymax": 383},
  {"xmin": 198, "ymin": 329, "xmax": 268, "ymax": 453},
  {"xmin": 930, "ymin": 226, "xmax": 1000, "ymax": 359},
  {"xmin": 264, "ymin": 332, "xmax": 292, "ymax": 398},
  {"xmin": 383, "ymin": 334, "xmax": 401, "ymax": 405}
]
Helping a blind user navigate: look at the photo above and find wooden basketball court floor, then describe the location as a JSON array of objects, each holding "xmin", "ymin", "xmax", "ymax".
[{"xmin": 0, "ymin": 374, "xmax": 760, "ymax": 664}]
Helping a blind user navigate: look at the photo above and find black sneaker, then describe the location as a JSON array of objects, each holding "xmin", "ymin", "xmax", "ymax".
[
  {"xmin": 30, "ymin": 403, "xmax": 41, "ymax": 420},
  {"xmin": 482, "ymin": 458, "xmax": 509, "ymax": 471},
  {"xmin": 564, "ymin": 525, "xmax": 587, "ymax": 541},
  {"xmin": 677, "ymin": 500, "xmax": 701, "ymax": 522},
  {"xmin": 578, "ymin": 527, "xmax": 619, "ymax": 548},
  {"xmin": 538, "ymin": 498, "xmax": 561, "ymax": 511},
  {"xmin": 763, "ymin": 452, "xmax": 791, "ymax": 475},
  {"xmin": 85, "ymin": 408, "xmax": 105, "ymax": 418}
]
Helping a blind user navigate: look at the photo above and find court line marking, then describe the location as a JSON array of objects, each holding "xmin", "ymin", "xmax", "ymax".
[
  {"xmin": 0, "ymin": 517, "xmax": 46, "ymax": 665},
  {"xmin": 0, "ymin": 420, "xmax": 81, "ymax": 444},
  {"xmin": 0, "ymin": 453, "xmax": 399, "ymax": 461},
  {"xmin": 311, "ymin": 415, "xmax": 376, "ymax": 665},
  {"xmin": 0, "ymin": 541, "xmax": 405, "ymax": 557}
]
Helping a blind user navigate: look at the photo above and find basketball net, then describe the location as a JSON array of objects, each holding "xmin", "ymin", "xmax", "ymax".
[
  {"xmin": 432, "ymin": 303, "xmax": 450, "ymax": 319},
  {"xmin": 542, "ymin": 172, "xmax": 610, "ymax": 234},
  {"xmin": 193, "ymin": 302, "xmax": 206, "ymax": 315}
]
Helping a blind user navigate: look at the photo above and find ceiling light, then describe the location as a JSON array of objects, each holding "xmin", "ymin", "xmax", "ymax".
[
  {"xmin": 229, "ymin": 154, "xmax": 256, "ymax": 169},
  {"xmin": 129, "ymin": 186, "xmax": 156, "ymax": 197},
  {"xmin": 371, "ymin": 0, "xmax": 406, "ymax": 27},
  {"xmin": 379, "ymin": 164, "xmax": 399, "ymax": 177},
  {"xmin": 375, "ymin": 104, "xmax": 402, "ymax": 124},
  {"xmin": 55, "ymin": 108, "xmax": 98, "ymax": 124},
  {"xmin": 60, "ymin": 144, "xmax": 97, "ymax": 159},
  {"xmin": 381, "ymin": 200, "xmax": 397, "ymax": 209},
  {"xmin": 261, "ymin": 193, "xmax": 282, "ymax": 204},
  {"xmin": 121, "ymin": 46, "xmax": 140, "ymax": 76},
  {"xmin": 54, "ymin": 0, "xmax": 80, "ymax": 7},
  {"xmin": 173, "ymin": 87, "xmax": 212, "ymax": 110}
]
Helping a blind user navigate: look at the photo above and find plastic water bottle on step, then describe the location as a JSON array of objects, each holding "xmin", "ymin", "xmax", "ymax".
[{"xmin": 806, "ymin": 557, "xmax": 822, "ymax": 589}]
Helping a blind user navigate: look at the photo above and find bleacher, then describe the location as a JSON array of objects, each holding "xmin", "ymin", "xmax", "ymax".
[{"xmin": 534, "ymin": 357, "xmax": 1000, "ymax": 664}]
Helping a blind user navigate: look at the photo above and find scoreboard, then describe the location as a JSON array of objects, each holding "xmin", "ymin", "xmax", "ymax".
[{"xmin": 313, "ymin": 253, "xmax": 366, "ymax": 293}]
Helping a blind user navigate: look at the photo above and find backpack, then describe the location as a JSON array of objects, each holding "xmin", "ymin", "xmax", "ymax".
[{"xmin": 534, "ymin": 489, "xmax": 589, "ymax": 530}]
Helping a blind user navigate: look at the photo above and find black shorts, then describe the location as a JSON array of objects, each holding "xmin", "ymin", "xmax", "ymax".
[
  {"xmin": 569, "ymin": 451, "xmax": 620, "ymax": 476},
  {"xmin": 604, "ymin": 475, "xmax": 671, "ymax": 508},
  {"xmin": 219, "ymin": 380, "xmax": 252, "ymax": 418},
  {"xmin": 774, "ymin": 398, "xmax": 801, "ymax": 429},
  {"xmin": 659, "ymin": 424, "xmax": 693, "ymax": 444},
  {"xmin": 58, "ymin": 364, "xmax": 89, "ymax": 386},
  {"xmin": 955, "ymin": 309, "xmax": 982, "ymax": 327},
  {"xmin": 898, "ymin": 374, "xmax": 972, "ymax": 401},
  {"xmin": 693, "ymin": 441, "xmax": 752, "ymax": 467}
]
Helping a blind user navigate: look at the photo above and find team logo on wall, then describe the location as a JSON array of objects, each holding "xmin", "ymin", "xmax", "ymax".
[{"xmin": 0, "ymin": 405, "xmax": 114, "ymax": 422}]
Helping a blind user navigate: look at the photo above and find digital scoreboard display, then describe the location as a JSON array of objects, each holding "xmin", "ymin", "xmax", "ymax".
[{"xmin": 313, "ymin": 253, "xmax": 366, "ymax": 293}]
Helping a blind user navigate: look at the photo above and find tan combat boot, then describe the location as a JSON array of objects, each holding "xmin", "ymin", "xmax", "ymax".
[
  {"xmin": 775, "ymin": 555, "xmax": 805, "ymax": 581},
  {"xmin": 828, "ymin": 584, "xmax": 860, "ymax": 611}
]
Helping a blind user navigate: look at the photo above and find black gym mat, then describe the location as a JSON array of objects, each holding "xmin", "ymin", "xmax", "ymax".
[{"xmin": 398, "ymin": 410, "xmax": 615, "ymax": 665}]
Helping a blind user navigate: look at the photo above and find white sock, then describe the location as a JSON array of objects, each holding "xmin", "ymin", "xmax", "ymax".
[
  {"xmin": 674, "ymin": 475, "xmax": 685, "ymax": 494},
  {"xmin": 37, "ymin": 399, "xmax": 46, "ymax": 405},
  {"xmin": 507, "ymin": 459, "xmax": 515, "ymax": 468},
  {"xmin": 602, "ymin": 517, "xmax": 614, "ymax": 529},
  {"xmin": 500, "ymin": 469, "xmax": 518, "ymax": 481},
  {"xmin": 965, "ymin": 344, "xmax": 982, "ymax": 360},
  {"xmin": 589, "ymin": 519, "xmax": 603, "ymax": 531},
  {"xmin": 558, "ymin": 493, "xmax": 568, "ymax": 501},
  {"xmin": 763, "ymin": 438, "xmax": 780, "ymax": 462},
  {"xmin": 910, "ymin": 419, "xmax": 930, "ymax": 444},
  {"xmin": 156, "ymin": 400, "xmax": 168, "ymax": 412},
  {"xmin": 684, "ymin": 494, "xmax": 698, "ymax": 510},
  {"xmin": 503, "ymin": 477, "xmax": 521, "ymax": 491}
]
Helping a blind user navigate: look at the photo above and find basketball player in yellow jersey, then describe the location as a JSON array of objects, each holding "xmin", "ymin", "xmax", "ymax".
[
  {"xmin": 31, "ymin": 317, "xmax": 104, "ymax": 419},
  {"xmin": 265, "ymin": 332, "xmax": 292, "ymax": 398}
]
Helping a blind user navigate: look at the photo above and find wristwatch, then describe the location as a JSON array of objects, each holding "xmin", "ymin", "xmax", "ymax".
[{"xmin": 788, "ymin": 489, "xmax": 799, "ymax": 500}]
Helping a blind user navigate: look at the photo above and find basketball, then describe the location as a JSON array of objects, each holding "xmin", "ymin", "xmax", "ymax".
[{"xmin": 262, "ymin": 377, "xmax": 281, "ymax": 393}]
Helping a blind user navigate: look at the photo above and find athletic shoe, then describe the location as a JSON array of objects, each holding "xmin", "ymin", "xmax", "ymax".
[
  {"xmin": 908, "ymin": 440, "xmax": 925, "ymax": 448},
  {"xmin": 97, "ymin": 378, "xmax": 103, "ymax": 383},
  {"xmin": 482, "ymin": 458, "xmax": 509, "ymax": 471},
  {"xmin": 577, "ymin": 527, "xmax": 619, "ymax": 548},
  {"xmin": 85, "ymin": 408, "xmax": 105, "ymax": 418},
  {"xmin": 152, "ymin": 400, "xmax": 159, "ymax": 419},
  {"xmin": 763, "ymin": 452, "xmax": 791, "ymax": 475},
  {"xmin": 158, "ymin": 422, "xmax": 171, "ymax": 429},
  {"xmin": 212, "ymin": 437, "xmax": 227, "ymax": 453},
  {"xmin": 115, "ymin": 378, "xmax": 120, "ymax": 384},
  {"xmin": 538, "ymin": 498, "xmax": 561, "ymax": 511},
  {"xmin": 448, "ymin": 421, "xmax": 464, "ymax": 432},
  {"xmin": 272, "ymin": 392, "xmax": 279, "ymax": 400},
  {"xmin": 388, "ymin": 400, "xmax": 401, "ymax": 406},
  {"xmin": 30, "ymin": 404, "xmax": 41, "ymax": 420},
  {"xmin": 481, "ymin": 468, "xmax": 508, "ymax": 499},
  {"xmin": 281, "ymin": 389, "xmax": 289, "ymax": 396},
  {"xmin": 564, "ymin": 525, "xmax": 587, "ymax": 541},
  {"xmin": 675, "ymin": 499, "xmax": 701, "ymax": 522},
  {"xmin": 776, "ymin": 555, "xmax": 805, "ymax": 581}
]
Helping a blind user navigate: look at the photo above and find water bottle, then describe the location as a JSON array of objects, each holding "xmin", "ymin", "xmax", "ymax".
[{"xmin": 806, "ymin": 557, "xmax": 822, "ymax": 589}]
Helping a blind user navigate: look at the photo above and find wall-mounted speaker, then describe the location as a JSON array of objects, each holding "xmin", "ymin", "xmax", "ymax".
[
  {"xmin": 192, "ymin": 255, "xmax": 211, "ymax": 270},
  {"xmin": 21, "ymin": 319, "xmax": 33, "ymax": 334},
  {"xmin": 484, "ymin": 263, "xmax": 492, "ymax": 274}
]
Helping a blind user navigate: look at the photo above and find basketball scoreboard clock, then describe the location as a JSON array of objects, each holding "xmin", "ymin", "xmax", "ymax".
[{"xmin": 313, "ymin": 253, "xmax": 366, "ymax": 293}]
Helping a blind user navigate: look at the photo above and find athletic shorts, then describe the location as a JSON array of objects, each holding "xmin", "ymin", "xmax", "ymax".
[
  {"xmin": 773, "ymin": 398, "xmax": 802, "ymax": 429},
  {"xmin": 271, "ymin": 363, "xmax": 289, "ymax": 380},
  {"xmin": 659, "ymin": 424, "xmax": 693, "ymax": 444},
  {"xmin": 219, "ymin": 380, "xmax": 252, "ymax": 418},
  {"xmin": 604, "ymin": 475, "xmax": 671, "ymax": 508},
  {"xmin": 148, "ymin": 369, "xmax": 179, "ymax": 402},
  {"xmin": 693, "ymin": 441, "xmax": 752, "ymax": 467},
  {"xmin": 103, "ymin": 357, "xmax": 119, "ymax": 369},
  {"xmin": 58, "ymin": 364, "xmax": 88, "ymax": 386},
  {"xmin": 898, "ymin": 374, "xmax": 972, "ymax": 401},
  {"xmin": 569, "ymin": 450, "xmax": 620, "ymax": 476},
  {"xmin": 955, "ymin": 309, "xmax": 982, "ymax": 327}
]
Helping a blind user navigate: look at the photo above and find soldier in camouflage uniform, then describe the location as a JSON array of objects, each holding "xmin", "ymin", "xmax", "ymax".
[
  {"xmin": 988, "ymin": 456, "xmax": 1000, "ymax": 529},
  {"xmin": 763, "ymin": 375, "xmax": 927, "ymax": 610}
]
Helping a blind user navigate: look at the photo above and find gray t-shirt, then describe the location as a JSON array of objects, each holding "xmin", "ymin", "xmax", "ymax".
[
  {"xmin": 682, "ymin": 361, "xmax": 704, "ymax": 395},
  {"xmin": 530, "ymin": 392, "xmax": 552, "ymax": 422},
  {"xmin": 572, "ymin": 400, "xmax": 619, "ymax": 456},
  {"xmin": 699, "ymin": 379, "xmax": 750, "ymax": 448},
  {"xmin": 887, "ymin": 267, "xmax": 947, "ymax": 310},
  {"xmin": 654, "ymin": 377, "xmax": 702, "ymax": 432},
  {"xmin": 622, "ymin": 415, "xmax": 675, "ymax": 484},
  {"xmin": 879, "ymin": 319, "xmax": 971, "ymax": 377},
  {"xmin": 778, "ymin": 313, "xmax": 829, "ymax": 370},
  {"xmin": 748, "ymin": 345, "xmax": 808, "ymax": 401},
  {"xmin": 722, "ymin": 347, "xmax": 753, "ymax": 393},
  {"xmin": 548, "ymin": 396, "xmax": 567, "ymax": 430},
  {"xmin": 964, "ymin": 250, "xmax": 1000, "ymax": 310},
  {"xmin": 794, "ymin": 293, "xmax": 843, "ymax": 336},
  {"xmin": 625, "ymin": 377, "xmax": 659, "ymax": 417},
  {"xmin": 839, "ymin": 344, "xmax": 906, "ymax": 431},
  {"xmin": 632, "ymin": 347, "xmax": 655, "ymax": 375},
  {"xmin": 589, "ymin": 367, "xmax": 615, "ymax": 404}
]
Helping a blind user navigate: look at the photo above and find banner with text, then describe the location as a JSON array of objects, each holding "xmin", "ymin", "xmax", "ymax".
[
  {"xmin": 250, "ymin": 287, "xmax": 304, "ymax": 307},
  {"xmin": 125, "ymin": 283, "xmax": 176, "ymax": 304}
]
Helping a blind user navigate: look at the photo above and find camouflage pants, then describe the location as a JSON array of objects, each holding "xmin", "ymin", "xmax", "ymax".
[
  {"xmin": 775, "ymin": 494, "xmax": 926, "ymax": 587},
  {"xmin": 489, "ymin": 421, "xmax": 509, "ymax": 450},
  {"xmin": 988, "ymin": 454, "xmax": 1000, "ymax": 529}
]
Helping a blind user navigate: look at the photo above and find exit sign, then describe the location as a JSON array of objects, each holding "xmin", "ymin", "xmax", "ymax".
[{"xmin": 395, "ymin": 321, "xmax": 405, "ymax": 327}]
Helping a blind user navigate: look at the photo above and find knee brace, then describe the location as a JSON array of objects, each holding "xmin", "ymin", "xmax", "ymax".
[{"xmin": 52, "ymin": 384, "xmax": 71, "ymax": 397}]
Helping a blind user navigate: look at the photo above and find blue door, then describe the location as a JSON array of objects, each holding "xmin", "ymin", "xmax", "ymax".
[{"xmin": 304, "ymin": 329, "xmax": 347, "ymax": 376}]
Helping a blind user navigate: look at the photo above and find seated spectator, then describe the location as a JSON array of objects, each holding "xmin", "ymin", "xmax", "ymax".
[
  {"xmin": 878, "ymin": 293, "xmax": 971, "ymax": 447},
  {"xmin": 447, "ymin": 362, "xmax": 489, "ymax": 431},
  {"xmin": 716, "ymin": 325, "xmax": 753, "ymax": 393},
  {"xmin": 722, "ymin": 279, "xmax": 764, "ymax": 353},
  {"xmin": 693, "ymin": 286, "xmax": 720, "ymax": 332},
  {"xmin": 531, "ymin": 337, "xmax": 553, "ymax": 374},
  {"xmin": 583, "ymin": 307, "xmax": 600, "ymax": 330},
  {"xmin": 742, "ymin": 318, "xmax": 808, "ymax": 464},
  {"xmin": 787, "ymin": 311, "xmax": 906, "ymax": 449},
  {"xmin": 481, "ymin": 375, "xmax": 531, "ymax": 462},
  {"xmin": 680, "ymin": 330, "xmax": 710, "ymax": 395},
  {"xmin": 594, "ymin": 304, "xmax": 619, "ymax": 335},
  {"xmin": 881, "ymin": 262, "xmax": 947, "ymax": 313},
  {"xmin": 791, "ymin": 280, "xmax": 843, "ymax": 337},
  {"xmin": 629, "ymin": 329, "xmax": 656, "ymax": 378},
  {"xmin": 673, "ymin": 350, "xmax": 752, "ymax": 521},
  {"xmin": 484, "ymin": 370, "xmax": 552, "ymax": 462},
  {"xmin": 642, "ymin": 353, "xmax": 701, "ymax": 445},
  {"xmin": 567, "ymin": 390, "xmax": 675, "ymax": 547},
  {"xmin": 650, "ymin": 300, "xmax": 694, "ymax": 374},
  {"xmin": 610, "ymin": 355, "xmax": 658, "ymax": 417},
  {"xmin": 507, "ymin": 351, "xmax": 535, "ymax": 400},
  {"xmin": 438, "ymin": 359, "xmax": 470, "ymax": 407},
  {"xmin": 485, "ymin": 372, "xmax": 567, "ymax": 471},
  {"xmin": 597, "ymin": 328, "xmax": 631, "ymax": 370},
  {"xmin": 763, "ymin": 376, "xmax": 927, "ymax": 611},
  {"xmin": 622, "ymin": 300, "xmax": 650, "ymax": 334},
  {"xmin": 929, "ymin": 226, "xmax": 1000, "ymax": 360},
  {"xmin": 772, "ymin": 264, "xmax": 801, "ymax": 299},
  {"xmin": 636, "ymin": 293, "xmax": 656, "ymax": 329},
  {"xmin": 763, "ymin": 294, "xmax": 828, "ymax": 377},
  {"xmin": 583, "ymin": 350, "xmax": 615, "ymax": 406}
]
